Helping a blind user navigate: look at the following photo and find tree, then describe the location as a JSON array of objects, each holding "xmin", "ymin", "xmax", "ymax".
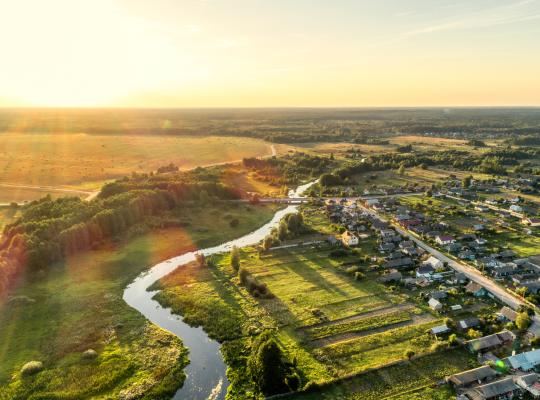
[
  {"xmin": 398, "ymin": 164, "xmax": 406, "ymax": 175},
  {"xmin": 467, "ymin": 329, "xmax": 482, "ymax": 339},
  {"xmin": 405, "ymin": 349, "xmax": 415, "ymax": 360},
  {"xmin": 262, "ymin": 235, "xmax": 273, "ymax": 251},
  {"xmin": 195, "ymin": 253, "xmax": 206, "ymax": 267},
  {"xmin": 516, "ymin": 312, "xmax": 532, "ymax": 331},
  {"xmin": 448, "ymin": 334, "xmax": 458, "ymax": 346},
  {"xmin": 278, "ymin": 220, "xmax": 288, "ymax": 241},
  {"xmin": 248, "ymin": 332, "xmax": 290, "ymax": 395},
  {"xmin": 230, "ymin": 246, "xmax": 240, "ymax": 272},
  {"xmin": 462, "ymin": 175, "xmax": 472, "ymax": 188}
]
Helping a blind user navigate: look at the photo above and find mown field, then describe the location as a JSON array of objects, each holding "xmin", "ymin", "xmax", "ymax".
[
  {"xmin": 0, "ymin": 133, "xmax": 272, "ymax": 202},
  {"xmin": 0, "ymin": 202, "xmax": 278, "ymax": 399},
  {"xmin": 154, "ymin": 211, "xmax": 459, "ymax": 398}
]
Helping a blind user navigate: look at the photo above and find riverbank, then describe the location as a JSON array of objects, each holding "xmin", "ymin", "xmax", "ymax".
[{"xmin": 0, "ymin": 203, "xmax": 279, "ymax": 398}]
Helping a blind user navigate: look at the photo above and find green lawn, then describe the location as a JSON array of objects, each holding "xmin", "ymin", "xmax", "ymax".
[{"xmin": 0, "ymin": 203, "xmax": 278, "ymax": 399}]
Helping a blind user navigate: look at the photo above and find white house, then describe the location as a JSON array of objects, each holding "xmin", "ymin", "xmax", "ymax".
[
  {"xmin": 428, "ymin": 298, "xmax": 443, "ymax": 311},
  {"xmin": 365, "ymin": 199, "xmax": 380, "ymax": 207},
  {"xmin": 341, "ymin": 230, "xmax": 359, "ymax": 246},
  {"xmin": 423, "ymin": 255, "xmax": 444, "ymax": 270},
  {"xmin": 436, "ymin": 235, "xmax": 455, "ymax": 245}
]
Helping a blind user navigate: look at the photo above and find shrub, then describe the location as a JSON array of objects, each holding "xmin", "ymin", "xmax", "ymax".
[
  {"xmin": 229, "ymin": 218, "xmax": 240, "ymax": 228},
  {"xmin": 21, "ymin": 361, "xmax": 43, "ymax": 376},
  {"xmin": 82, "ymin": 349, "xmax": 98, "ymax": 360}
]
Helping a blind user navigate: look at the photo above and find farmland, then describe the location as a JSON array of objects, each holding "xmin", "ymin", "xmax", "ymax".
[
  {"xmin": 0, "ymin": 133, "xmax": 272, "ymax": 202},
  {"xmin": 153, "ymin": 213, "xmax": 456, "ymax": 398}
]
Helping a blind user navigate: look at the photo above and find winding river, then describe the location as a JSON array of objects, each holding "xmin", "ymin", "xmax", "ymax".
[{"xmin": 123, "ymin": 180, "xmax": 316, "ymax": 400}]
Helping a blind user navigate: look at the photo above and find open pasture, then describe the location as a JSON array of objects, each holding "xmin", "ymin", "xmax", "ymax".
[{"xmin": 0, "ymin": 133, "xmax": 272, "ymax": 202}]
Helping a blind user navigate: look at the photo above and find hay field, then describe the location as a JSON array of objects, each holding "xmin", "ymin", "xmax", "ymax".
[{"xmin": 0, "ymin": 134, "xmax": 271, "ymax": 202}]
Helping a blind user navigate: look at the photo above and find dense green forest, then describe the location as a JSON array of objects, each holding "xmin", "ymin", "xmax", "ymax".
[{"xmin": 0, "ymin": 168, "xmax": 241, "ymax": 297}]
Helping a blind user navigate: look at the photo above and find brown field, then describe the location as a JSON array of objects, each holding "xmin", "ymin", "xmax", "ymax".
[{"xmin": 0, "ymin": 134, "xmax": 272, "ymax": 202}]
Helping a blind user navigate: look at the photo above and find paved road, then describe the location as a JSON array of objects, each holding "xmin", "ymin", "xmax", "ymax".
[{"xmin": 356, "ymin": 202, "xmax": 525, "ymax": 310}]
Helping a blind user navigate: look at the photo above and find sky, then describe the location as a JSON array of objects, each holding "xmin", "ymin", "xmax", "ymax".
[{"xmin": 1, "ymin": 0, "xmax": 540, "ymax": 107}]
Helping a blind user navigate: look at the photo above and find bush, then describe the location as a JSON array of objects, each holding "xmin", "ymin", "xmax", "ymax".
[
  {"xmin": 21, "ymin": 361, "xmax": 43, "ymax": 376},
  {"xmin": 82, "ymin": 349, "xmax": 98, "ymax": 360},
  {"xmin": 229, "ymin": 218, "xmax": 240, "ymax": 228}
]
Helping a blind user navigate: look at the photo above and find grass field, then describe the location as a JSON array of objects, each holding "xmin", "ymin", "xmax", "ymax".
[
  {"xmin": 0, "ymin": 133, "xmax": 272, "ymax": 202},
  {"xmin": 0, "ymin": 202, "xmax": 278, "ymax": 399},
  {"xmin": 285, "ymin": 349, "xmax": 476, "ymax": 400},
  {"xmin": 154, "ymin": 209, "xmax": 453, "ymax": 397}
]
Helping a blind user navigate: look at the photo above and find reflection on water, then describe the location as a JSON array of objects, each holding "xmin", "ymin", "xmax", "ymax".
[{"xmin": 123, "ymin": 180, "xmax": 316, "ymax": 399}]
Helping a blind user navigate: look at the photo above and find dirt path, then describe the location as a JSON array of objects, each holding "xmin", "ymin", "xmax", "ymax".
[
  {"xmin": 311, "ymin": 313, "xmax": 437, "ymax": 348},
  {"xmin": 301, "ymin": 303, "xmax": 415, "ymax": 331}
]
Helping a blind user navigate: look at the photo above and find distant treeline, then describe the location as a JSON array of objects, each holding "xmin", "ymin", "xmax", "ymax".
[
  {"xmin": 320, "ymin": 147, "xmax": 540, "ymax": 186},
  {"xmin": 242, "ymin": 152, "xmax": 334, "ymax": 185},
  {"xmin": 2, "ymin": 108, "xmax": 540, "ymax": 143},
  {"xmin": 0, "ymin": 170, "xmax": 240, "ymax": 298}
]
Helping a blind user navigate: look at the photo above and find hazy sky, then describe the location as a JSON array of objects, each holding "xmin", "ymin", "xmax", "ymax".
[{"xmin": 1, "ymin": 0, "xmax": 540, "ymax": 107}]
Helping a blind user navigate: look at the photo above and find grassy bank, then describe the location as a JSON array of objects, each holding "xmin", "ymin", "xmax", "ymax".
[{"xmin": 0, "ymin": 203, "xmax": 278, "ymax": 399}]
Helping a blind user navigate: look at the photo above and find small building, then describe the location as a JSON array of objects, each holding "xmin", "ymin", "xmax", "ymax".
[
  {"xmin": 465, "ymin": 281, "xmax": 488, "ymax": 297},
  {"xmin": 467, "ymin": 330, "xmax": 515, "ymax": 354},
  {"xmin": 430, "ymin": 324, "xmax": 450, "ymax": 336},
  {"xmin": 428, "ymin": 297, "xmax": 443, "ymax": 311},
  {"xmin": 506, "ymin": 349, "xmax": 540, "ymax": 372},
  {"xmin": 341, "ymin": 230, "xmax": 359, "ymax": 246},
  {"xmin": 436, "ymin": 235, "xmax": 456, "ymax": 245},
  {"xmin": 451, "ymin": 304, "xmax": 463, "ymax": 312},
  {"xmin": 430, "ymin": 290, "xmax": 447, "ymax": 300},
  {"xmin": 384, "ymin": 257, "xmax": 413, "ymax": 270},
  {"xmin": 458, "ymin": 317, "xmax": 481, "ymax": 331},
  {"xmin": 423, "ymin": 255, "xmax": 444, "ymax": 270},
  {"xmin": 464, "ymin": 377, "xmax": 520, "ymax": 400},
  {"xmin": 447, "ymin": 365, "xmax": 498, "ymax": 388},
  {"xmin": 416, "ymin": 265, "xmax": 435, "ymax": 279},
  {"xmin": 379, "ymin": 270, "xmax": 402, "ymax": 283},
  {"xmin": 515, "ymin": 373, "xmax": 540, "ymax": 398},
  {"xmin": 497, "ymin": 306, "xmax": 518, "ymax": 323},
  {"xmin": 510, "ymin": 204, "xmax": 523, "ymax": 213}
]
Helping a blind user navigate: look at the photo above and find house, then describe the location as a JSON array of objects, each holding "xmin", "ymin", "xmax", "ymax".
[
  {"xmin": 430, "ymin": 290, "xmax": 447, "ymax": 300},
  {"xmin": 431, "ymin": 324, "xmax": 450, "ymax": 336},
  {"xmin": 379, "ymin": 270, "xmax": 402, "ymax": 283},
  {"xmin": 498, "ymin": 306, "xmax": 518, "ymax": 323},
  {"xmin": 506, "ymin": 349, "xmax": 540, "ymax": 371},
  {"xmin": 467, "ymin": 330, "xmax": 515, "ymax": 354},
  {"xmin": 447, "ymin": 366, "xmax": 498, "ymax": 388},
  {"xmin": 379, "ymin": 242, "xmax": 395, "ymax": 253},
  {"xmin": 522, "ymin": 280, "xmax": 540, "ymax": 294},
  {"xmin": 451, "ymin": 304, "xmax": 463, "ymax": 311},
  {"xmin": 341, "ymin": 231, "xmax": 359, "ymax": 246},
  {"xmin": 384, "ymin": 257, "xmax": 413, "ymax": 270},
  {"xmin": 436, "ymin": 235, "xmax": 456, "ymax": 245},
  {"xmin": 458, "ymin": 317, "xmax": 481, "ymax": 331},
  {"xmin": 365, "ymin": 198, "xmax": 379, "ymax": 207},
  {"xmin": 416, "ymin": 265, "xmax": 435, "ymax": 279},
  {"xmin": 515, "ymin": 373, "xmax": 540, "ymax": 398},
  {"xmin": 423, "ymin": 255, "xmax": 444, "ymax": 270},
  {"xmin": 522, "ymin": 218, "xmax": 540, "ymax": 227},
  {"xmin": 492, "ymin": 265, "xmax": 516, "ymax": 278},
  {"xmin": 464, "ymin": 377, "xmax": 520, "ymax": 400},
  {"xmin": 428, "ymin": 297, "xmax": 443, "ymax": 311},
  {"xmin": 452, "ymin": 272, "xmax": 468, "ymax": 285},
  {"xmin": 510, "ymin": 204, "xmax": 523, "ymax": 213},
  {"xmin": 466, "ymin": 281, "xmax": 488, "ymax": 297}
]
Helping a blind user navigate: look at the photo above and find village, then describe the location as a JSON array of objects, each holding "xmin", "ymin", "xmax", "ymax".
[{"xmin": 318, "ymin": 173, "xmax": 540, "ymax": 400}]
